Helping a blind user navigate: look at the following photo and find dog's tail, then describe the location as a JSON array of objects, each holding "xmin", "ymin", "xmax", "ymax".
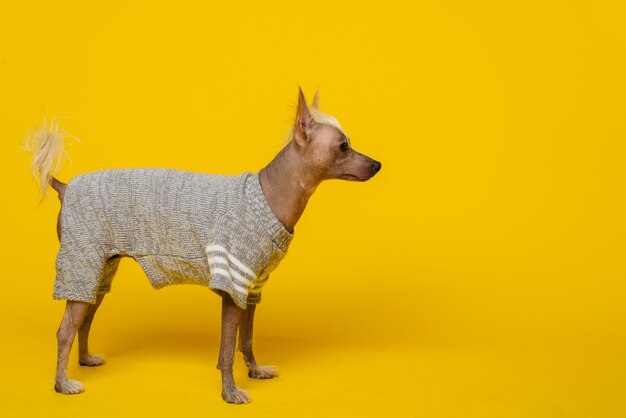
[{"xmin": 22, "ymin": 115, "xmax": 79, "ymax": 202}]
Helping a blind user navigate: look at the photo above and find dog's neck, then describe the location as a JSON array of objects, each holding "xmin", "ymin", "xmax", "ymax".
[{"xmin": 259, "ymin": 140, "xmax": 321, "ymax": 233}]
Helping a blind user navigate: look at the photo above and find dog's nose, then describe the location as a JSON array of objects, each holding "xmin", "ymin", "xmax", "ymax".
[{"xmin": 372, "ymin": 160, "xmax": 382, "ymax": 173}]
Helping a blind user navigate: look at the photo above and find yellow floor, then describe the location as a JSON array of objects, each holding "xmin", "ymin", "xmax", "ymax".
[{"xmin": 2, "ymin": 294, "xmax": 624, "ymax": 417}]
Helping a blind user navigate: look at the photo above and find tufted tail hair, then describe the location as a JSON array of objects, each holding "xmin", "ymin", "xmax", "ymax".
[{"xmin": 22, "ymin": 115, "xmax": 79, "ymax": 201}]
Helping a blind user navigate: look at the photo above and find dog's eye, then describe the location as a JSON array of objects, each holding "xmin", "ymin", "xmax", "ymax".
[{"xmin": 339, "ymin": 142, "xmax": 349, "ymax": 152}]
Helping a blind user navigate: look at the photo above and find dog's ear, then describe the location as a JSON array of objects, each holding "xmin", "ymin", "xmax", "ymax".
[
  {"xmin": 294, "ymin": 86, "xmax": 313, "ymax": 145},
  {"xmin": 311, "ymin": 88, "xmax": 320, "ymax": 109}
]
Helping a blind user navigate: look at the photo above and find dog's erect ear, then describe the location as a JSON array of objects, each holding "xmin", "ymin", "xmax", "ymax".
[
  {"xmin": 311, "ymin": 88, "xmax": 320, "ymax": 109},
  {"xmin": 294, "ymin": 86, "xmax": 313, "ymax": 144}
]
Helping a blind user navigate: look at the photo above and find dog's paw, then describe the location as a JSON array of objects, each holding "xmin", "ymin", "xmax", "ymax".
[
  {"xmin": 222, "ymin": 386, "xmax": 251, "ymax": 404},
  {"xmin": 79, "ymin": 354, "xmax": 106, "ymax": 367},
  {"xmin": 248, "ymin": 365, "xmax": 279, "ymax": 379},
  {"xmin": 54, "ymin": 379, "xmax": 85, "ymax": 395}
]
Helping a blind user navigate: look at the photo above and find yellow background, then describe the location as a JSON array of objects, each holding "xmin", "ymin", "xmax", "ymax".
[{"xmin": 1, "ymin": 1, "xmax": 625, "ymax": 416}]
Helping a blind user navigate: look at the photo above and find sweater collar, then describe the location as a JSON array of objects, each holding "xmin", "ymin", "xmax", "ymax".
[{"xmin": 244, "ymin": 172, "xmax": 294, "ymax": 252}]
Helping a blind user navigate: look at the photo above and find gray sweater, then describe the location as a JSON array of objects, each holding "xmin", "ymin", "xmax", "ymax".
[{"xmin": 53, "ymin": 169, "xmax": 294, "ymax": 309}]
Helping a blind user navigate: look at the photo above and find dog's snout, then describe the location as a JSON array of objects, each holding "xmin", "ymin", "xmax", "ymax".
[{"xmin": 372, "ymin": 160, "xmax": 382, "ymax": 173}]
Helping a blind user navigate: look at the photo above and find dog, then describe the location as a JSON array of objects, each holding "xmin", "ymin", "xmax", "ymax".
[{"xmin": 26, "ymin": 87, "xmax": 381, "ymax": 404}]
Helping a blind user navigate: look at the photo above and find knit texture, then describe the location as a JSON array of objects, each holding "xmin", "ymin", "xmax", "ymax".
[{"xmin": 53, "ymin": 168, "xmax": 294, "ymax": 308}]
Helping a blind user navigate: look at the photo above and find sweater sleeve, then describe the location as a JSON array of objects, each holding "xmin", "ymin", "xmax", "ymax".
[{"xmin": 205, "ymin": 209, "xmax": 273, "ymax": 309}]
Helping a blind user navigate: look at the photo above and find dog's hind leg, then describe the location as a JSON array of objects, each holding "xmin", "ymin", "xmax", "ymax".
[
  {"xmin": 217, "ymin": 294, "xmax": 249, "ymax": 404},
  {"xmin": 54, "ymin": 300, "xmax": 90, "ymax": 394},
  {"xmin": 238, "ymin": 304, "xmax": 278, "ymax": 379},
  {"xmin": 78, "ymin": 293, "xmax": 106, "ymax": 367}
]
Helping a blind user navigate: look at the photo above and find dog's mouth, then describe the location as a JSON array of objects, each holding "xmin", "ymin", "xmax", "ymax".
[{"xmin": 338, "ymin": 173, "xmax": 369, "ymax": 182}]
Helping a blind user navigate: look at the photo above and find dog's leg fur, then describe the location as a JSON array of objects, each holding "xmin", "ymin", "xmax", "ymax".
[
  {"xmin": 54, "ymin": 300, "xmax": 91, "ymax": 394},
  {"xmin": 217, "ymin": 295, "xmax": 249, "ymax": 404},
  {"xmin": 238, "ymin": 303, "xmax": 278, "ymax": 379},
  {"xmin": 78, "ymin": 293, "xmax": 106, "ymax": 367}
]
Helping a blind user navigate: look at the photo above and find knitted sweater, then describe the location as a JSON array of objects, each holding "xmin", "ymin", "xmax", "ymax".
[{"xmin": 53, "ymin": 169, "xmax": 294, "ymax": 309}]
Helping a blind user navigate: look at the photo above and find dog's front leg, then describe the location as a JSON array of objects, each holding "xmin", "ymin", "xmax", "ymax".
[
  {"xmin": 239, "ymin": 303, "xmax": 279, "ymax": 379},
  {"xmin": 217, "ymin": 294, "xmax": 249, "ymax": 404}
]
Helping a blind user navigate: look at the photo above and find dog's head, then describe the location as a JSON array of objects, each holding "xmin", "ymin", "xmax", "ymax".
[{"xmin": 290, "ymin": 87, "xmax": 381, "ymax": 182}]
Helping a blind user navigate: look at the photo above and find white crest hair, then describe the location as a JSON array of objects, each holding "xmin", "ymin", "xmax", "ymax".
[
  {"xmin": 282, "ymin": 94, "xmax": 348, "ymax": 145},
  {"xmin": 22, "ymin": 115, "xmax": 79, "ymax": 200},
  {"xmin": 309, "ymin": 107, "xmax": 348, "ymax": 138}
]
